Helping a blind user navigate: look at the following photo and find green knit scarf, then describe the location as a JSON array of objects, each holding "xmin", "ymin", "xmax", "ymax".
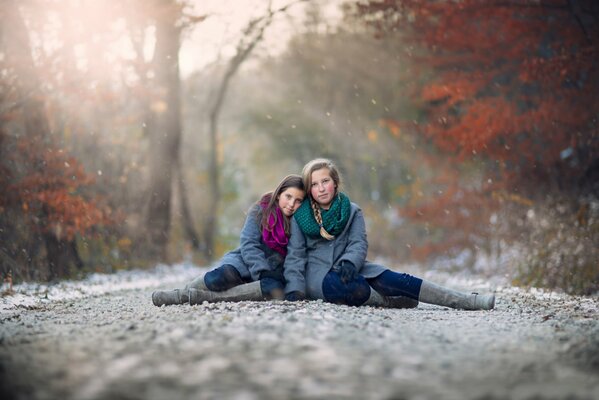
[{"xmin": 294, "ymin": 192, "xmax": 351, "ymax": 239}]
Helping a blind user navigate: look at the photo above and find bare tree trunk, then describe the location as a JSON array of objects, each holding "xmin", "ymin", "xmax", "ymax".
[
  {"xmin": 176, "ymin": 160, "xmax": 201, "ymax": 251},
  {"xmin": 144, "ymin": 2, "xmax": 183, "ymax": 262},
  {"xmin": 203, "ymin": 1, "xmax": 306, "ymax": 259},
  {"xmin": 1, "ymin": 2, "xmax": 83, "ymax": 280}
]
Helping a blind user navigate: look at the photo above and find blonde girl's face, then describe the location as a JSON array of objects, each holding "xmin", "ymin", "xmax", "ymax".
[
  {"xmin": 310, "ymin": 168, "xmax": 336, "ymax": 210},
  {"xmin": 277, "ymin": 187, "xmax": 305, "ymax": 217}
]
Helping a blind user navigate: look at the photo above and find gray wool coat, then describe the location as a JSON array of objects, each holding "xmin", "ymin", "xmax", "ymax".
[
  {"xmin": 283, "ymin": 202, "xmax": 387, "ymax": 299},
  {"xmin": 217, "ymin": 204, "xmax": 285, "ymax": 281}
]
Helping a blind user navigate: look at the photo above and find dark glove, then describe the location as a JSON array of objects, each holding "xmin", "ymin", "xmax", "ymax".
[
  {"xmin": 285, "ymin": 291, "xmax": 305, "ymax": 301},
  {"xmin": 336, "ymin": 260, "xmax": 358, "ymax": 283}
]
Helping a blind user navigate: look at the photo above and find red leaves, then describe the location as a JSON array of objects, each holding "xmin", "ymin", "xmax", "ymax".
[
  {"xmin": 421, "ymin": 80, "xmax": 480, "ymax": 106},
  {"xmin": 358, "ymin": 0, "xmax": 599, "ymax": 262},
  {"xmin": 375, "ymin": 0, "xmax": 596, "ymax": 178},
  {"xmin": 7, "ymin": 136, "xmax": 113, "ymax": 241}
]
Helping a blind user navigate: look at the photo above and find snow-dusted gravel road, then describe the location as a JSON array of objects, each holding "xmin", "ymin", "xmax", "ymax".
[{"xmin": 1, "ymin": 264, "xmax": 598, "ymax": 400}]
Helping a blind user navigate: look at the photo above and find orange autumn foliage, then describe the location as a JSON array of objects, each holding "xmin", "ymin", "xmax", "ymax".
[
  {"xmin": 357, "ymin": 0, "xmax": 599, "ymax": 261},
  {"xmin": 359, "ymin": 0, "xmax": 598, "ymax": 181},
  {"xmin": 4, "ymin": 137, "xmax": 113, "ymax": 242}
]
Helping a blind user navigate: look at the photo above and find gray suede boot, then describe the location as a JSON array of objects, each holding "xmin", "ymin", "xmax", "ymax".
[
  {"xmin": 364, "ymin": 288, "xmax": 419, "ymax": 309},
  {"xmin": 418, "ymin": 281, "xmax": 495, "ymax": 310},
  {"xmin": 183, "ymin": 274, "xmax": 208, "ymax": 291},
  {"xmin": 152, "ymin": 289, "xmax": 189, "ymax": 307},
  {"xmin": 189, "ymin": 281, "xmax": 265, "ymax": 305}
]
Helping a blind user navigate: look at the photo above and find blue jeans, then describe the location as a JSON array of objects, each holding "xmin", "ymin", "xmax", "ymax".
[
  {"xmin": 204, "ymin": 264, "xmax": 284, "ymax": 299},
  {"xmin": 366, "ymin": 270, "xmax": 422, "ymax": 300},
  {"xmin": 322, "ymin": 271, "xmax": 371, "ymax": 306},
  {"xmin": 204, "ymin": 265, "xmax": 246, "ymax": 291}
]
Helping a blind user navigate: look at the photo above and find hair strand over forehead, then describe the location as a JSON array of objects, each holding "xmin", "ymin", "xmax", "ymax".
[{"xmin": 301, "ymin": 158, "xmax": 342, "ymax": 193}]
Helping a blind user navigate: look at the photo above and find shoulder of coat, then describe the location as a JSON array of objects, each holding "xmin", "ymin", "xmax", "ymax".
[{"xmin": 350, "ymin": 202, "xmax": 362, "ymax": 213}]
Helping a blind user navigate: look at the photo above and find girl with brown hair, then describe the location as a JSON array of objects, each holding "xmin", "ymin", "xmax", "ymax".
[{"xmin": 152, "ymin": 174, "xmax": 305, "ymax": 306}]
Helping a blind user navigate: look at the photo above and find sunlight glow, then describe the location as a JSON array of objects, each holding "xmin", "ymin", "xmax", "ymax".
[{"xmin": 21, "ymin": 0, "xmax": 343, "ymax": 82}]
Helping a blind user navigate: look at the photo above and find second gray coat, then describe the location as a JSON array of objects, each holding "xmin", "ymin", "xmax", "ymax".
[
  {"xmin": 283, "ymin": 202, "xmax": 387, "ymax": 299},
  {"xmin": 218, "ymin": 204, "xmax": 285, "ymax": 282}
]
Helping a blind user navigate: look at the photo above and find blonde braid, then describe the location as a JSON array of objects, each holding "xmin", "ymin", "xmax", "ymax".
[{"xmin": 311, "ymin": 199, "xmax": 335, "ymax": 240}]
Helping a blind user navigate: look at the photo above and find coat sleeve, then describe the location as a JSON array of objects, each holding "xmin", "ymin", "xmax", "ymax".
[
  {"xmin": 337, "ymin": 209, "xmax": 368, "ymax": 273},
  {"xmin": 283, "ymin": 218, "xmax": 306, "ymax": 294},
  {"xmin": 239, "ymin": 204, "xmax": 270, "ymax": 281}
]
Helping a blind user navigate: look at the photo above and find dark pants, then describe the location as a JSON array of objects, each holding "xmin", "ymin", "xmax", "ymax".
[
  {"xmin": 366, "ymin": 270, "xmax": 423, "ymax": 300},
  {"xmin": 322, "ymin": 271, "xmax": 371, "ymax": 306},
  {"xmin": 322, "ymin": 269, "xmax": 423, "ymax": 306},
  {"xmin": 204, "ymin": 265, "xmax": 284, "ymax": 298}
]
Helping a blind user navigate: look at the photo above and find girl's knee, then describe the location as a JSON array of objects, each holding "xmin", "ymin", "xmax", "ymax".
[
  {"xmin": 322, "ymin": 272, "xmax": 370, "ymax": 306},
  {"xmin": 346, "ymin": 277, "xmax": 370, "ymax": 306},
  {"xmin": 205, "ymin": 265, "xmax": 243, "ymax": 291}
]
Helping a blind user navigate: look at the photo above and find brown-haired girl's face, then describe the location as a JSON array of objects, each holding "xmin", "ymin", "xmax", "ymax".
[
  {"xmin": 310, "ymin": 168, "xmax": 336, "ymax": 210},
  {"xmin": 277, "ymin": 187, "xmax": 305, "ymax": 217}
]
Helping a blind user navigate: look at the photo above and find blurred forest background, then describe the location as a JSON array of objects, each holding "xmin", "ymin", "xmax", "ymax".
[{"xmin": 0, "ymin": 0, "xmax": 597, "ymax": 294}]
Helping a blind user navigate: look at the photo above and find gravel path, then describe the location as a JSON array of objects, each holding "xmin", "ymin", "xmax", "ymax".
[{"xmin": 1, "ymin": 272, "xmax": 598, "ymax": 400}]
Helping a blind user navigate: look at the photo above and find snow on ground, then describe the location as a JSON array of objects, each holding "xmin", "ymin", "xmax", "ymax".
[
  {"xmin": 2, "ymin": 260, "xmax": 596, "ymax": 314},
  {"xmin": 0, "ymin": 263, "xmax": 208, "ymax": 312},
  {"xmin": 1, "ymin": 262, "xmax": 597, "ymax": 400}
]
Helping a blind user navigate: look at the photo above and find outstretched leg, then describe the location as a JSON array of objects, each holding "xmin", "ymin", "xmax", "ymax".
[
  {"xmin": 419, "ymin": 280, "xmax": 495, "ymax": 310},
  {"xmin": 321, "ymin": 271, "xmax": 418, "ymax": 308},
  {"xmin": 368, "ymin": 270, "xmax": 495, "ymax": 310},
  {"xmin": 189, "ymin": 278, "xmax": 285, "ymax": 304},
  {"xmin": 364, "ymin": 288, "xmax": 419, "ymax": 309},
  {"xmin": 152, "ymin": 265, "xmax": 244, "ymax": 307}
]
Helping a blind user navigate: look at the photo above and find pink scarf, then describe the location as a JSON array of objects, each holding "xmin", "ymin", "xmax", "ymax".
[{"xmin": 261, "ymin": 201, "xmax": 288, "ymax": 256}]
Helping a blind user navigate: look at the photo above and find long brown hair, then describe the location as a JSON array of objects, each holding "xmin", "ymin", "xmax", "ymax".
[
  {"xmin": 301, "ymin": 158, "xmax": 342, "ymax": 240},
  {"xmin": 257, "ymin": 174, "xmax": 304, "ymax": 235}
]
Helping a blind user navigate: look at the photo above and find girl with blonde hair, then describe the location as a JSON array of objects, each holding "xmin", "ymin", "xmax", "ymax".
[{"xmin": 283, "ymin": 158, "xmax": 495, "ymax": 310}]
